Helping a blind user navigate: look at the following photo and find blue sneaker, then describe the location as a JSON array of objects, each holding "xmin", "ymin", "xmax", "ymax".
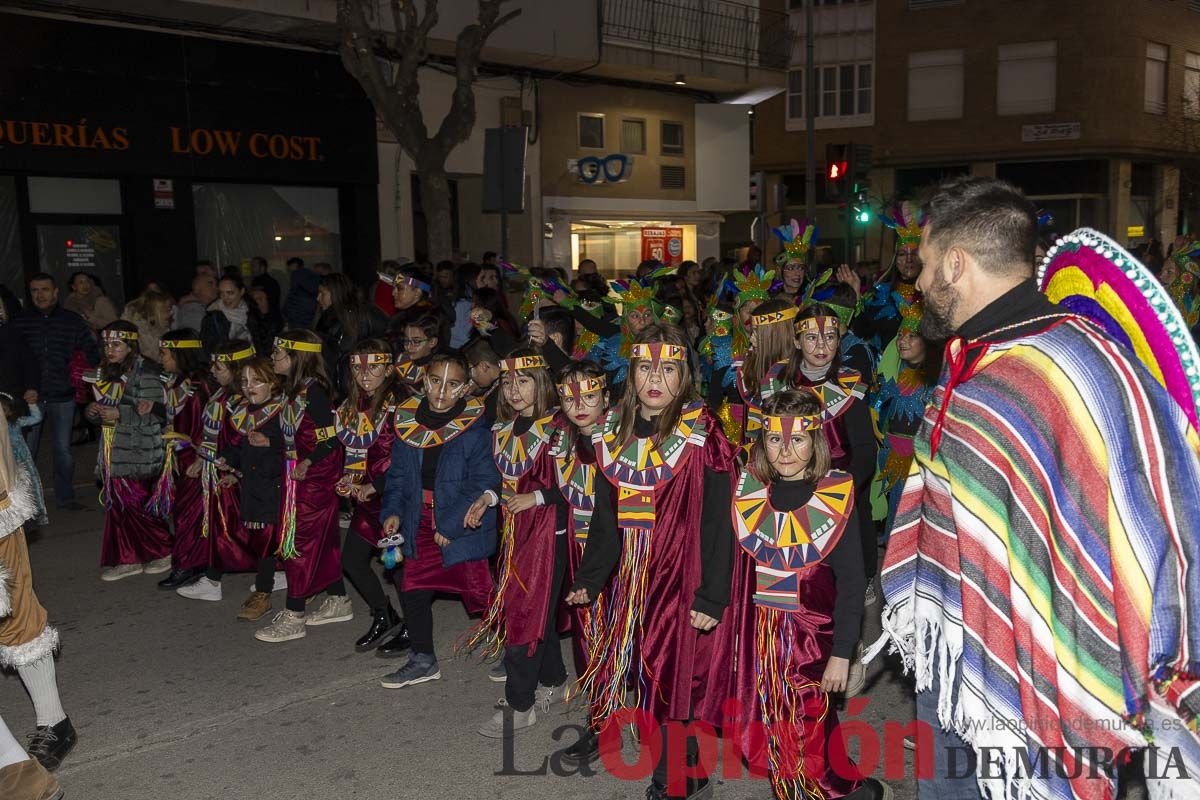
[
  {"xmin": 488, "ymin": 661, "xmax": 507, "ymax": 683},
  {"xmin": 380, "ymin": 653, "xmax": 441, "ymax": 689}
]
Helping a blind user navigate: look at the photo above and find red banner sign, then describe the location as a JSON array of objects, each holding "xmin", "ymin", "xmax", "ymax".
[{"xmin": 640, "ymin": 227, "xmax": 684, "ymax": 268}]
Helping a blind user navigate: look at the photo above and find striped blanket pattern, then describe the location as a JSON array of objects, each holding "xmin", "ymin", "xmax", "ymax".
[{"xmin": 879, "ymin": 318, "xmax": 1200, "ymax": 800}]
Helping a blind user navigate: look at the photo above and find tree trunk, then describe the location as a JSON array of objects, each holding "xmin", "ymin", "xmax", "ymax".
[{"xmin": 419, "ymin": 166, "xmax": 454, "ymax": 263}]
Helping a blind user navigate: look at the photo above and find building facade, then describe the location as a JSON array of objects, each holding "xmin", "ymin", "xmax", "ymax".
[{"xmin": 752, "ymin": 0, "xmax": 1200, "ymax": 269}]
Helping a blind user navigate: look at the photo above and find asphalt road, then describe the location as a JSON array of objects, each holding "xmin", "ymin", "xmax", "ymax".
[{"xmin": 1, "ymin": 442, "xmax": 922, "ymax": 800}]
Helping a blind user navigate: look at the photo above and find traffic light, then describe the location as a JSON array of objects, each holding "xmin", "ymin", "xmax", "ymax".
[
  {"xmin": 750, "ymin": 170, "xmax": 766, "ymax": 213},
  {"xmin": 825, "ymin": 143, "xmax": 848, "ymax": 201},
  {"xmin": 852, "ymin": 187, "xmax": 871, "ymax": 224}
]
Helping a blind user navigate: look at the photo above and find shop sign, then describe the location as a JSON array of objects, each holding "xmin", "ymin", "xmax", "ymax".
[
  {"xmin": 153, "ymin": 178, "xmax": 174, "ymax": 209},
  {"xmin": 570, "ymin": 154, "xmax": 633, "ymax": 184},
  {"xmin": 641, "ymin": 227, "xmax": 684, "ymax": 267},
  {"xmin": 1022, "ymin": 122, "xmax": 1081, "ymax": 142},
  {"xmin": 168, "ymin": 127, "xmax": 322, "ymax": 161},
  {"xmin": 1127, "ymin": 225, "xmax": 1145, "ymax": 239}
]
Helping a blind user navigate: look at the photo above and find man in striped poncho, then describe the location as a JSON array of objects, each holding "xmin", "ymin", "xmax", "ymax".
[{"xmin": 877, "ymin": 177, "xmax": 1200, "ymax": 800}]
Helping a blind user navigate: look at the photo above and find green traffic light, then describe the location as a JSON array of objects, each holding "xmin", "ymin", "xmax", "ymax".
[{"xmin": 857, "ymin": 210, "xmax": 870, "ymax": 223}]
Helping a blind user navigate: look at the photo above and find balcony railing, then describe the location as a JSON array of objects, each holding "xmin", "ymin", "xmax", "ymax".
[{"xmin": 601, "ymin": 0, "xmax": 792, "ymax": 71}]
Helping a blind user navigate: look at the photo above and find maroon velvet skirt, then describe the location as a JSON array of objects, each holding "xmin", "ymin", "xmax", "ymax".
[
  {"xmin": 170, "ymin": 473, "xmax": 209, "ymax": 571},
  {"xmin": 282, "ymin": 466, "xmax": 343, "ymax": 599},
  {"xmin": 349, "ymin": 494, "xmax": 384, "ymax": 546},
  {"xmin": 401, "ymin": 503, "xmax": 492, "ymax": 615},
  {"xmin": 100, "ymin": 477, "xmax": 172, "ymax": 567}
]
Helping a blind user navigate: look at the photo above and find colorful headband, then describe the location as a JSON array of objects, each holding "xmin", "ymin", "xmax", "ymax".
[
  {"xmin": 631, "ymin": 342, "xmax": 686, "ymax": 363},
  {"xmin": 557, "ymin": 376, "xmax": 606, "ymax": 398},
  {"xmin": 797, "ymin": 315, "xmax": 838, "ymax": 335},
  {"xmin": 772, "ymin": 218, "xmax": 820, "ymax": 264},
  {"xmin": 764, "ymin": 413, "xmax": 822, "ymax": 436},
  {"xmin": 399, "ymin": 275, "xmax": 431, "ymax": 295},
  {"xmin": 898, "ymin": 296, "xmax": 925, "ymax": 334},
  {"xmin": 102, "ymin": 329, "xmax": 138, "ymax": 343},
  {"xmin": 377, "ymin": 271, "xmax": 396, "ymax": 286},
  {"xmin": 751, "ymin": 306, "xmax": 798, "ymax": 328},
  {"xmin": 214, "ymin": 346, "xmax": 256, "ymax": 363},
  {"xmin": 274, "ymin": 337, "xmax": 322, "ymax": 354},
  {"xmin": 500, "ymin": 355, "xmax": 547, "ymax": 373},
  {"xmin": 160, "ymin": 339, "xmax": 203, "ymax": 349},
  {"xmin": 881, "ymin": 202, "xmax": 926, "ymax": 252},
  {"xmin": 350, "ymin": 353, "xmax": 392, "ymax": 366}
]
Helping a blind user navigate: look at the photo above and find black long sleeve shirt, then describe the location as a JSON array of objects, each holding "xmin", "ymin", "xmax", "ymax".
[
  {"xmin": 770, "ymin": 480, "xmax": 864, "ymax": 660},
  {"xmin": 415, "ymin": 398, "xmax": 468, "ymax": 491},
  {"xmin": 299, "ymin": 382, "xmax": 338, "ymax": 465}
]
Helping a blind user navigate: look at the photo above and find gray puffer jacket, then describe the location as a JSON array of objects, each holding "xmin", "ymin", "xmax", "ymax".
[{"xmin": 94, "ymin": 358, "xmax": 167, "ymax": 480}]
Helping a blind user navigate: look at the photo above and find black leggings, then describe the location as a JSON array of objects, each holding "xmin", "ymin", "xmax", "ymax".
[
  {"xmin": 503, "ymin": 533, "xmax": 569, "ymax": 712},
  {"xmin": 401, "ymin": 589, "xmax": 437, "ymax": 656},
  {"xmin": 206, "ymin": 556, "xmax": 276, "ymax": 594},
  {"xmin": 342, "ymin": 533, "xmax": 393, "ymax": 612}
]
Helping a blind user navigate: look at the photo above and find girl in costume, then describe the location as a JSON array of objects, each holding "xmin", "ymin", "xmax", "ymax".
[
  {"xmin": 790, "ymin": 304, "xmax": 877, "ymax": 634},
  {"xmin": 176, "ymin": 341, "xmax": 285, "ymax": 610},
  {"xmin": 394, "ymin": 313, "xmax": 441, "ymax": 397},
  {"xmin": 567, "ymin": 324, "xmax": 742, "ymax": 800},
  {"xmin": 470, "ymin": 348, "xmax": 568, "ymax": 738},
  {"xmin": 336, "ymin": 338, "xmax": 411, "ymax": 656},
  {"xmin": 255, "ymin": 331, "xmax": 349, "ymax": 642},
  {"xmin": 735, "ymin": 390, "xmax": 888, "ymax": 800},
  {"xmin": 154, "ymin": 329, "xmax": 214, "ymax": 591},
  {"xmin": 209, "ymin": 357, "xmax": 289, "ymax": 621},
  {"xmin": 771, "ymin": 218, "xmax": 819, "ymax": 304},
  {"xmin": 870, "ymin": 299, "xmax": 937, "ymax": 539},
  {"xmin": 708, "ymin": 264, "xmax": 777, "ymax": 445},
  {"xmin": 738, "ymin": 298, "xmax": 800, "ymax": 446},
  {"xmin": 0, "ymin": 396, "xmax": 47, "ymax": 530},
  {"xmin": 549, "ymin": 359, "xmax": 612, "ymax": 767},
  {"xmin": 86, "ymin": 320, "xmax": 172, "ymax": 582},
  {"xmin": 855, "ymin": 201, "xmax": 924, "ymax": 354},
  {"xmin": 378, "ymin": 351, "xmax": 498, "ymax": 689},
  {"xmin": 569, "ymin": 277, "xmax": 657, "ymax": 393}
]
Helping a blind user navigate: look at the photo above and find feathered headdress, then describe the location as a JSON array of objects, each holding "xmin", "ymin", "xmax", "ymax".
[
  {"xmin": 898, "ymin": 295, "xmax": 924, "ymax": 334},
  {"xmin": 610, "ymin": 277, "xmax": 655, "ymax": 314},
  {"xmin": 1036, "ymin": 209, "xmax": 1055, "ymax": 231},
  {"xmin": 732, "ymin": 263, "xmax": 778, "ymax": 309},
  {"xmin": 772, "ymin": 218, "xmax": 819, "ymax": 265},
  {"xmin": 881, "ymin": 201, "xmax": 926, "ymax": 252}
]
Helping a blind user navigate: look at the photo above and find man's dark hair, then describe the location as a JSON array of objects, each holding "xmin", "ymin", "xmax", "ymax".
[
  {"xmin": 541, "ymin": 307, "xmax": 575, "ymax": 355},
  {"xmin": 464, "ymin": 338, "xmax": 499, "ymax": 368},
  {"xmin": 286, "ymin": 257, "xmax": 305, "ymax": 268},
  {"xmin": 29, "ymin": 272, "xmax": 55, "ymax": 286},
  {"xmin": 924, "ymin": 177, "xmax": 1038, "ymax": 274}
]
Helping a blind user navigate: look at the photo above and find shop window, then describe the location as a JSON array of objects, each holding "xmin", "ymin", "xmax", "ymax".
[
  {"xmin": 1146, "ymin": 42, "xmax": 1168, "ymax": 115},
  {"xmin": 1186, "ymin": 52, "xmax": 1200, "ymax": 119},
  {"xmin": 192, "ymin": 184, "xmax": 341, "ymax": 273},
  {"xmin": 621, "ymin": 119, "xmax": 646, "ymax": 154},
  {"xmin": 908, "ymin": 49, "xmax": 964, "ymax": 121},
  {"xmin": 661, "ymin": 121, "xmax": 685, "ymax": 155},
  {"xmin": 997, "ymin": 41, "xmax": 1056, "ymax": 115},
  {"xmin": 579, "ymin": 114, "xmax": 605, "ymax": 149}
]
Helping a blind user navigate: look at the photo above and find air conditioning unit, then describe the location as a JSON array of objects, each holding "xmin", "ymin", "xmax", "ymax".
[{"xmin": 500, "ymin": 96, "xmax": 531, "ymax": 128}]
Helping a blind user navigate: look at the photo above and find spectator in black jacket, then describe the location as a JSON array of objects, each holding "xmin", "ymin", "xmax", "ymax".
[
  {"xmin": 314, "ymin": 272, "xmax": 388, "ymax": 396},
  {"xmin": 283, "ymin": 257, "xmax": 320, "ymax": 328},
  {"xmin": 0, "ymin": 293, "xmax": 38, "ymax": 405},
  {"xmin": 249, "ymin": 256, "xmax": 282, "ymax": 320},
  {"xmin": 201, "ymin": 275, "xmax": 270, "ymax": 357},
  {"xmin": 12, "ymin": 273, "xmax": 100, "ymax": 510}
]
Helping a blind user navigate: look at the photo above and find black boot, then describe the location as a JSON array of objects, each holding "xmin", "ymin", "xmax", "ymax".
[
  {"xmin": 157, "ymin": 567, "xmax": 202, "ymax": 590},
  {"xmin": 560, "ymin": 728, "xmax": 601, "ymax": 766},
  {"xmin": 376, "ymin": 624, "xmax": 411, "ymax": 658},
  {"xmin": 355, "ymin": 606, "xmax": 401, "ymax": 652},
  {"xmin": 27, "ymin": 717, "xmax": 77, "ymax": 772}
]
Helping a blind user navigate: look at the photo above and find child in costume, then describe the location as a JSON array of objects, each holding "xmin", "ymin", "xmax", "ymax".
[
  {"xmin": 568, "ymin": 324, "xmax": 741, "ymax": 800},
  {"xmin": 378, "ymin": 352, "xmax": 498, "ymax": 689},
  {"xmin": 710, "ymin": 264, "xmax": 777, "ymax": 445},
  {"xmin": 86, "ymin": 321, "xmax": 172, "ymax": 582},
  {"xmin": 255, "ymin": 331, "xmax": 348, "ymax": 642},
  {"xmin": 0, "ymin": 396, "xmax": 47, "ymax": 530},
  {"xmin": 336, "ymin": 338, "xmax": 411, "ymax": 656},
  {"xmin": 470, "ymin": 348, "xmax": 568, "ymax": 737},
  {"xmin": 734, "ymin": 389, "xmax": 889, "ymax": 800},
  {"xmin": 176, "ymin": 340, "xmax": 283, "ymax": 610},
  {"xmin": 854, "ymin": 201, "xmax": 924, "ymax": 354},
  {"xmin": 738, "ymin": 298, "xmax": 800, "ymax": 446},
  {"xmin": 393, "ymin": 313, "xmax": 441, "ymax": 397},
  {"xmin": 211, "ymin": 357, "xmax": 288, "ymax": 621},
  {"xmin": 154, "ymin": 329, "xmax": 214, "ymax": 590},
  {"xmin": 771, "ymin": 217, "xmax": 819, "ymax": 304}
]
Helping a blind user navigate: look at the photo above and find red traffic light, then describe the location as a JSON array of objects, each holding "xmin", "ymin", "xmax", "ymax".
[{"xmin": 828, "ymin": 161, "xmax": 848, "ymax": 181}]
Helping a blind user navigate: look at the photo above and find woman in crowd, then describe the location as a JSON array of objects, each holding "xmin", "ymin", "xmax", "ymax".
[
  {"xmin": 468, "ymin": 349, "xmax": 566, "ymax": 738},
  {"xmin": 336, "ymin": 338, "xmax": 410, "ymax": 656},
  {"xmin": 254, "ymin": 331, "xmax": 348, "ymax": 643},
  {"xmin": 121, "ymin": 288, "xmax": 174, "ymax": 359},
  {"xmin": 384, "ymin": 265, "xmax": 437, "ymax": 348},
  {"xmin": 85, "ymin": 320, "xmax": 172, "ymax": 581},
  {"xmin": 567, "ymin": 324, "xmax": 741, "ymax": 800},
  {"xmin": 315, "ymin": 273, "xmax": 388, "ymax": 397},
  {"xmin": 64, "ymin": 271, "xmax": 118, "ymax": 335},
  {"xmin": 377, "ymin": 351, "xmax": 497, "ymax": 690},
  {"xmin": 201, "ymin": 275, "xmax": 268, "ymax": 356},
  {"xmin": 153, "ymin": 329, "xmax": 213, "ymax": 591}
]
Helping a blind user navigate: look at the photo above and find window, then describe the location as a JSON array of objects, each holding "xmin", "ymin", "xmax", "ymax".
[
  {"xmin": 787, "ymin": 69, "xmax": 805, "ymax": 119},
  {"xmin": 1186, "ymin": 52, "xmax": 1200, "ymax": 119},
  {"xmin": 660, "ymin": 165, "xmax": 686, "ymax": 190},
  {"xmin": 786, "ymin": 0, "xmax": 874, "ymax": 130},
  {"xmin": 661, "ymin": 121, "xmax": 684, "ymax": 155},
  {"xmin": 578, "ymin": 113, "xmax": 605, "ymax": 149},
  {"xmin": 788, "ymin": 63, "xmax": 872, "ymax": 123},
  {"xmin": 997, "ymin": 41, "xmax": 1057, "ymax": 115},
  {"xmin": 620, "ymin": 118, "xmax": 646, "ymax": 153},
  {"xmin": 822, "ymin": 66, "xmax": 837, "ymax": 116},
  {"xmin": 908, "ymin": 49, "xmax": 964, "ymax": 120},
  {"xmin": 1145, "ymin": 42, "xmax": 1168, "ymax": 115},
  {"xmin": 857, "ymin": 64, "xmax": 872, "ymax": 113}
]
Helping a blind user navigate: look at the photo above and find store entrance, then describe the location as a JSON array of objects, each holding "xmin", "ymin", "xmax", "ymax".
[{"xmin": 34, "ymin": 218, "xmax": 127, "ymax": 305}]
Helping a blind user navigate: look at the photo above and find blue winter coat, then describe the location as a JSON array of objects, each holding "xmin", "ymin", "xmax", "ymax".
[{"xmin": 380, "ymin": 418, "xmax": 499, "ymax": 567}]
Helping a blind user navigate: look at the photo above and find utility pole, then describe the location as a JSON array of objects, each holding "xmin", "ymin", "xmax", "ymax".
[{"xmin": 804, "ymin": 0, "xmax": 816, "ymax": 221}]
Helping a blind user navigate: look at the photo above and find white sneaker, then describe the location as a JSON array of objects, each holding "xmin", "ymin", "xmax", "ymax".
[
  {"xmin": 143, "ymin": 557, "xmax": 172, "ymax": 575},
  {"xmin": 478, "ymin": 705, "xmax": 537, "ymax": 738},
  {"xmin": 255, "ymin": 610, "xmax": 307, "ymax": 642},
  {"xmin": 305, "ymin": 595, "xmax": 354, "ymax": 626},
  {"xmin": 177, "ymin": 577, "xmax": 222, "ymax": 602},
  {"xmin": 535, "ymin": 682, "xmax": 570, "ymax": 714},
  {"xmin": 845, "ymin": 643, "xmax": 866, "ymax": 698},
  {"xmin": 101, "ymin": 563, "xmax": 144, "ymax": 582},
  {"xmin": 250, "ymin": 571, "xmax": 288, "ymax": 593}
]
